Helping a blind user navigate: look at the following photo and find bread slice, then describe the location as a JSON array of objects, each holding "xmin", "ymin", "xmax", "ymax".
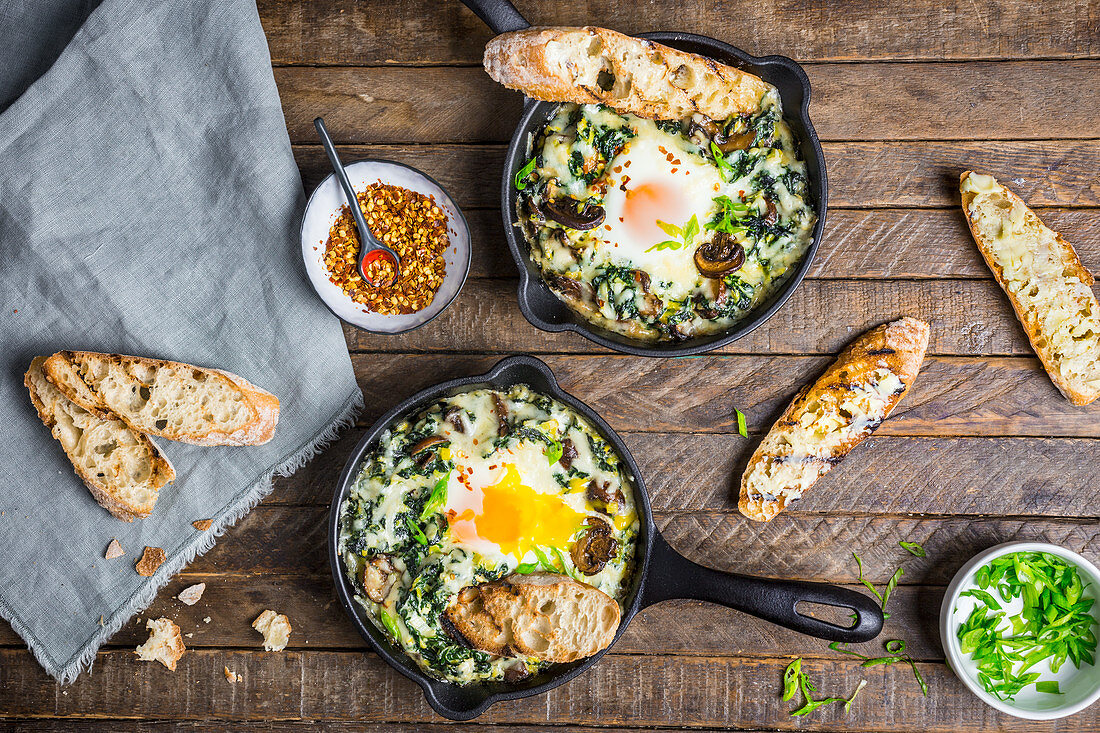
[
  {"xmin": 135, "ymin": 617, "xmax": 186, "ymax": 671},
  {"xmin": 739, "ymin": 317, "xmax": 930, "ymax": 522},
  {"xmin": 483, "ymin": 26, "xmax": 773, "ymax": 122},
  {"xmin": 443, "ymin": 572, "xmax": 620, "ymax": 663},
  {"xmin": 42, "ymin": 351, "xmax": 279, "ymax": 446},
  {"xmin": 25, "ymin": 357, "xmax": 174, "ymax": 521},
  {"xmin": 960, "ymin": 172, "xmax": 1100, "ymax": 405}
]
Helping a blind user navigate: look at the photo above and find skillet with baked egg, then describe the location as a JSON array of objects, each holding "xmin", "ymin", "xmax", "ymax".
[{"xmin": 328, "ymin": 356, "xmax": 882, "ymax": 720}]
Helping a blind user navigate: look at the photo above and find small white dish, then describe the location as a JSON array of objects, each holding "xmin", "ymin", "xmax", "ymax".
[
  {"xmin": 940, "ymin": 541, "xmax": 1100, "ymax": 720},
  {"xmin": 300, "ymin": 159, "xmax": 471, "ymax": 334}
]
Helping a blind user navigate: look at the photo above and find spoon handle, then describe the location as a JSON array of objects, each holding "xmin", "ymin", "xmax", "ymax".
[{"xmin": 313, "ymin": 117, "xmax": 376, "ymax": 247}]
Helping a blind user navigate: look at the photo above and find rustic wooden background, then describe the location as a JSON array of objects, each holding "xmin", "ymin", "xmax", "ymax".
[{"xmin": 3, "ymin": 1, "xmax": 1100, "ymax": 730}]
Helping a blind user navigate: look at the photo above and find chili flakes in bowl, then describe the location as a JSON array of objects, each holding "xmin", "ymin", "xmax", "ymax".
[{"xmin": 323, "ymin": 183, "xmax": 448, "ymax": 315}]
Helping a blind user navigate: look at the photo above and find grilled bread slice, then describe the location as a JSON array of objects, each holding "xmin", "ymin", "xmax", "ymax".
[
  {"xmin": 443, "ymin": 573, "xmax": 620, "ymax": 663},
  {"xmin": 42, "ymin": 351, "xmax": 279, "ymax": 446},
  {"xmin": 25, "ymin": 357, "xmax": 174, "ymax": 521},
  {"xmin": 960, "ymin": 172, "xmax": 1100, "ymax": 405},
  {"xmin": 739, "ymin": 317, "xmax": 930, "ymax": 522},
  {"xmin": 483, "ymin": 26, "xmax": 773, "ymax": 122}
]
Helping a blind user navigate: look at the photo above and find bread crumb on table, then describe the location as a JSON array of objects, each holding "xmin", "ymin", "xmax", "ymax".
[
  {"xmin": 177, "ymin": 583, "xmax": 206, "ymax": 606},
  {"xmin": 252, "ymin": 609, "xmax": 292, "ymax": 652},
  {"xmin": 223, "ymin": 666, "xmax": 243, "ymax": 683},
  {"xmin": 135, "ymin": 618, "xmax": 185, "ymax": 671},
  {"xmin": 203, "ymin": 616, "xmax": 211, "ymax": 623},
  {"xmin": 104, "ymin": 538, "xmax": 124, "ymax": 560},
  {"xmin": 135, "ymin": 547, "xmax": 166, "ymax": 576},
  {"xmin": 192, "ymin": 519, "xmax": 213, "ymax": 531}
]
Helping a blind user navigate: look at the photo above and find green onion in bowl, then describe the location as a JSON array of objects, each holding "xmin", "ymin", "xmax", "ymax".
[{"xmin": 941, "ymin": 542, "xmax": 1100, "ymax": 720}]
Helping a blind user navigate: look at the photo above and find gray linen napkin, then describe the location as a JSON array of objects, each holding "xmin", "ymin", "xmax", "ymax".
[{"xmin": 0, "ymin": 0, "xmax": 361, "ymax": 681}]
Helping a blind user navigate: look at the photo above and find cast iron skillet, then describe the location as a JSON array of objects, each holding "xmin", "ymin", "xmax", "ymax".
[
  {"xmin": 329, "ymin": 356, "xmax": 882, "ymax": 720},
  {"xmin": 461, "ymin": 0, "xmax": 828, "ymax": 357}
]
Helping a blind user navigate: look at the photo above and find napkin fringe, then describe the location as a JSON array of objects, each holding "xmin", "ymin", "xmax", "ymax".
[{"xmin": 26, "ymin": 388, "xmax": 365, "ymax": 684}]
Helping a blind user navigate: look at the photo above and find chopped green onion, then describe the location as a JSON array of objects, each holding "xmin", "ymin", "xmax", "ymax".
[
  {"xmin": 531, "ymin": 546, "xmax": 558, "ymax": 573},
  {"xmin": 735, "ymin": 408, "xmax": 748, "ymax": 438},
  {"xmin": 512, "ymin": 562, "xmax": 540, "ymax": 574},
  {"xmin": 514, "ymin": 157, "xmax": 537, "ymax": 190},
  {"xmin": 405, "ymin": 515, "xmax": 428, "ymax": 546},
  {"xmin": 545, "ymin": 439, "xmax": 563, "ymax": 465},
  {"xmin": 782, "ymin": 658, "xmax": 801, "ymax": 701},
  {"xmin": 782, "ymin": 657, "xmax": 863, "ymax": 717},
  {"xmin": 899, "ymin": 541, "xmax": 926, "ymax": 557},
  {"xmin": 379, "ymin": 609, "xmax": 401, "ymax": 640},
  {"xmin": 1036, "ymin": 680, "xmax": 1063, "ymax": 695},
  {"xmin": 881, "ymin": 568, "xmax": 904, "ymax": 611},
  {"xmin": 960, "ymin": 588, "xmax": 1003, "ymax": 611},
  {"xmin": 844, "ymin": 679, "xmax": 867, "ymax": 713},
  {"xmin": 551, "ymin": 546, "xmax": 575, "ymax": 579},
  {"xmin": 419, "ymin": 471, "xmax": 451, "ymax": 521}
]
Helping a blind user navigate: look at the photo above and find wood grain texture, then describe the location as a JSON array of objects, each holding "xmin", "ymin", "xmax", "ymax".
[
  {"xmin": 277, "ymin": 63, "xmax": 1100, "ymax": 143},
  {"xmin": 258, "ymin": 0, "xmax": 1100, "ymax": 65},
  {"xmin": 342, "ymin": 354, "xmax": 1098, "ymax": 437},
  {"xmin": 253, "ymin": 427, "xmax": 1100, "ymax": 517},
  {"xmin": 0, "ymin": 574, "xmax": 945, "ymax": 660},
  {"xmin": 294, "ymin": 141, "xmax": 1100, "ymax": 208},
  {"xmin": 331, "ymin": 207, "xmax": 1100, "ymax": 280},
  {"xmin": 1, "ymin": 648, "xmax": 1094, "ymax": 731},
  {"xmin": 342, "ymin": 279, "xmax": 1053, "ymax": 356}
]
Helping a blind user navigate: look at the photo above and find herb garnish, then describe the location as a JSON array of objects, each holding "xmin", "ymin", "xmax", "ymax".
[
  {"xmin": 782, "ymin": 658, "xmax": 866, "ymax": 717},
  {"xmin": 514, "ymin": 157, "xmax": 536, "ymax": 190},
  {"xmin": 646, "ymin": 214, "xmax": 699, "ymax": 252},
  {"xmin": 419, "ymin": 471, "xmax": 451, "ymax": 521},
  {"xmin": 830, "ymin": 640, "xmax": 928, "ymax": 696},
  {"xmin": 706, "ymin": 194, "xmax": 751, "ymax": 236},
  {"xmin": 405, "ymin": 515, "xmax": 429, "ymax": 546},
  {"xmin": 955, "ymin": 551, "xmax": 1097, "ymax": 702},
  {"xmin": 545, "ymin": 439, "xmax": 564, "ymax": 466},
  {"xmin": 899, "ymin": 541, "xmax": 926, "ymax": 557}
]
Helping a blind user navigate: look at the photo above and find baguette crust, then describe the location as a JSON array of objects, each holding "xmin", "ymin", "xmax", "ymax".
[
  {"xmin": 443, "ymin": 572, "xmax": 620, "ymax": 663},
  {"xmin": 960, "ymin": 171, "xmax": 1100, "ymax": 405},
  {"xmin": 43, "ymin": 351, "xmax": 279, "ymax": 446},
  {"xmin": 25, "ymin": 357, "xmax": 174, "ymax": 521},
  {"xmin": 739, "ymin": 317, "xmax": 930, "ymax": 521},
  {"xmin": 484, "ymin": 26, "xmax": 773, "ymax": 121}
]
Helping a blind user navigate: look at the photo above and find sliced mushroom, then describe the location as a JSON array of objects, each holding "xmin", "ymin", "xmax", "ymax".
[
  {"xmin": 694, "ymin": 232, "xmax": 745, "ymax": 278},
  {"xmin": 559, "ymin": 438, "xmax": 579, "ymax": 470},
  {"xmin": 409, "ymin": 435, "xmax": 447, "ymax": 456},
  {"xmin": 587, "ymin": 479, "xmax": 625, "ymax": 508},
  {"xmin": 504, "ymin": 663, "xmax": 532, "ymax": 683},
  {"xmin": 717, "ymin": 129, "xmax": 756, "ymax": 153},
  {"xmin": 764, "ymin": 197, "xmax": 778, "ymax": 226},
  {"xmin": 540, "ymin": 197, "xmax": 605, "ymax": 230},
  {"xmin": 361, "ymin": 554, "xmax": 399, "ymax": 603},
  {"xmin": 444, "ymin": 406, "xmax": 466, "ymax": 433},
  {"xmin": 631, "ymin": 269, "xmax": 651, "ymax": 292},
  {"xmin": 492, "ymin": 394, "xmax": 510, "ymax": 437},
  {"xmin": 571, "ymin": 517, "xmax": 619, "ymax": 575},
  {"xmin": 547, "ymin": 273, "xmax": 583, "ymax": 302}
]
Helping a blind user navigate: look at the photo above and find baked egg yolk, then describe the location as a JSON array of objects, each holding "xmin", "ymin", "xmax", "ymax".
[
  {"xmin": 622, "ymin": 180, "xmax": 688, "ymax": 246},
  {"xmin": 446, "ymin": 464, "xmax": 585, "ymax": 559}
]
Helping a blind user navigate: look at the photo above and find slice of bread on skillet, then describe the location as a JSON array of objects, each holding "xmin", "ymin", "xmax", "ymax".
[
  {"xmin": 25, "ymin": 357, "xmax": 174, "ymax": 521},
  {"xmin": 739, "ymin": 317, "xmax": 930, "ymax": 522},
  {"xmin": 960, "ymin": 172, "xmax": 1100, "ymax": 405},
  {"xmin": 443, "ymin": 572, "xmax": 620, "ymax": 663},
  {"xmin": 42, "ymin": 351, "xmax": 280, "ymax": 446},
  {"xmin": 483, "ymin": 26, "xmax": 773, "ymax": 121}
]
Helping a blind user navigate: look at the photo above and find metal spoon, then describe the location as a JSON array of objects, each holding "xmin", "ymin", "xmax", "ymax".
[{"xmin": 313, "ymin": 117, "xmax": 400, "ymax": 287}]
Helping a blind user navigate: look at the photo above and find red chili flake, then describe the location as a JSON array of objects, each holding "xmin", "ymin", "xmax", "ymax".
[{"xmin": 671, "ymin": 168, "xmax": 678, "ymax": 174}]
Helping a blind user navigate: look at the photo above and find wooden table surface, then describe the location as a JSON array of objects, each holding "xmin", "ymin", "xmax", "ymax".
[{"xmin": 4, "ymin": 1, "xmax": 1100, "ymax": 730}]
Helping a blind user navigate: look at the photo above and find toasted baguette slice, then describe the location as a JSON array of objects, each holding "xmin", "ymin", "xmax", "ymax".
[
  {"xmin": 484, "ymin": 26, "xmax": 773, "ymax": 122},
  {"xmin": 42, "ymin": 351, "xmax": 279, "ymax": 446},
  {"xmin": 443, "ymin": 573, "xmax": 620, "ymax": 663},
  {"xmin": 739, "ymin": 317, "xmax": 930, "ymax": 522},
  {"xmin": 25, "ymin": 357, "xmax": 174, "ymax": 521},
  {"xmin": 960, "ymin": 172, "xmax": 1100, "ymax": 405}
]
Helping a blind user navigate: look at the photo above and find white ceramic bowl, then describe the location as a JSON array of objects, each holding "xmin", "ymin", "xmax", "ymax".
[
  {"xmin": 940, "ymin": 541, "xmax": 1100, "ymax": 720},
  {"xmin": 300, "ymin": 159, "xmax": 471, "ymax": 333}
]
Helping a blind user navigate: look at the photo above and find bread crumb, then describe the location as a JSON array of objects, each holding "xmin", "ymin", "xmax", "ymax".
[
  {"xmin": 104, "ymin": 539, "xmax": 124, "ymax": 560},
  {"xmin": 135, "ymin": 618, "xmax": 185, "ymax": 671},
  {"xmin": 135, "ymin": 547, "xmax": 166, "ymax": 576},
  {"xmin": 177, "ymin": 583, "xmax": 206, "ymax": 606},
  {"xmin": 203, "ymin": 616, "xmax": 211, "ymax": 623},
  {"xmin": 223, "ymin": 665, "xmax": 243, "ymax": 683},
  {"xmin": 192, "ymin": 519, "xmax": 213, "ymax": 531},
  {"xmin": 98, "ymin": 615, "xmax": 104, "ymax": 627},
  {"xmin": 252, "ymin": 609, "xmax": 292, "ymax": 652},
  {"xmin": 185, "ymin": 633, "xmax": 193, "ymax": 638}
]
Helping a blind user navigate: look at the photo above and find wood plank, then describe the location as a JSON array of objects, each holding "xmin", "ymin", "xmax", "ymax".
[
  {"xmin": 258, "ymin": 0, "xmax": 1100, "ymax": 65},
  {"xmin": 260, "ymin": 429, "xmax": 1100, "ymax": 517},
  {"xmin": 344, "ymin": 279, "xmax": 1039, "ymax": 356},
  {"xmin": 344, "ymin": 354, "xmax": 1097, "ymax": 438},
  {"xmin": 0, "ymin": 723, "xmax": 772, "ymax": 733},
  {"xmin": 1, "ymin": 648, "xmax": 1092, "ymax": 731},
  {"xmin": 359, "ymin": 208, "xmax": 1100, "ymax": 281},
  {"xmin": 294, "ymin": 141, "xmax": 1100, "ymax": 208},
  {"xmin": 169, "ymin": 504, "xmax": 1097, "ymax": 583},
  {"xmin": 277, "ymin": 63, "xmax": 1100, "ymax": 143},
  {"xmin": 0, "ymin": 574, "xmax": 945, "ymax": 661}
]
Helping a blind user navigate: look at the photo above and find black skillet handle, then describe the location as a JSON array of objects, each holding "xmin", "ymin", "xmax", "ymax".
[
  {"xmin": 641, "ymin": 533, "xmax": 883, "ymax": 643},
  {"xmin": 460, "ymin": 0, "xmax": 530, "ymax": 35}
]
